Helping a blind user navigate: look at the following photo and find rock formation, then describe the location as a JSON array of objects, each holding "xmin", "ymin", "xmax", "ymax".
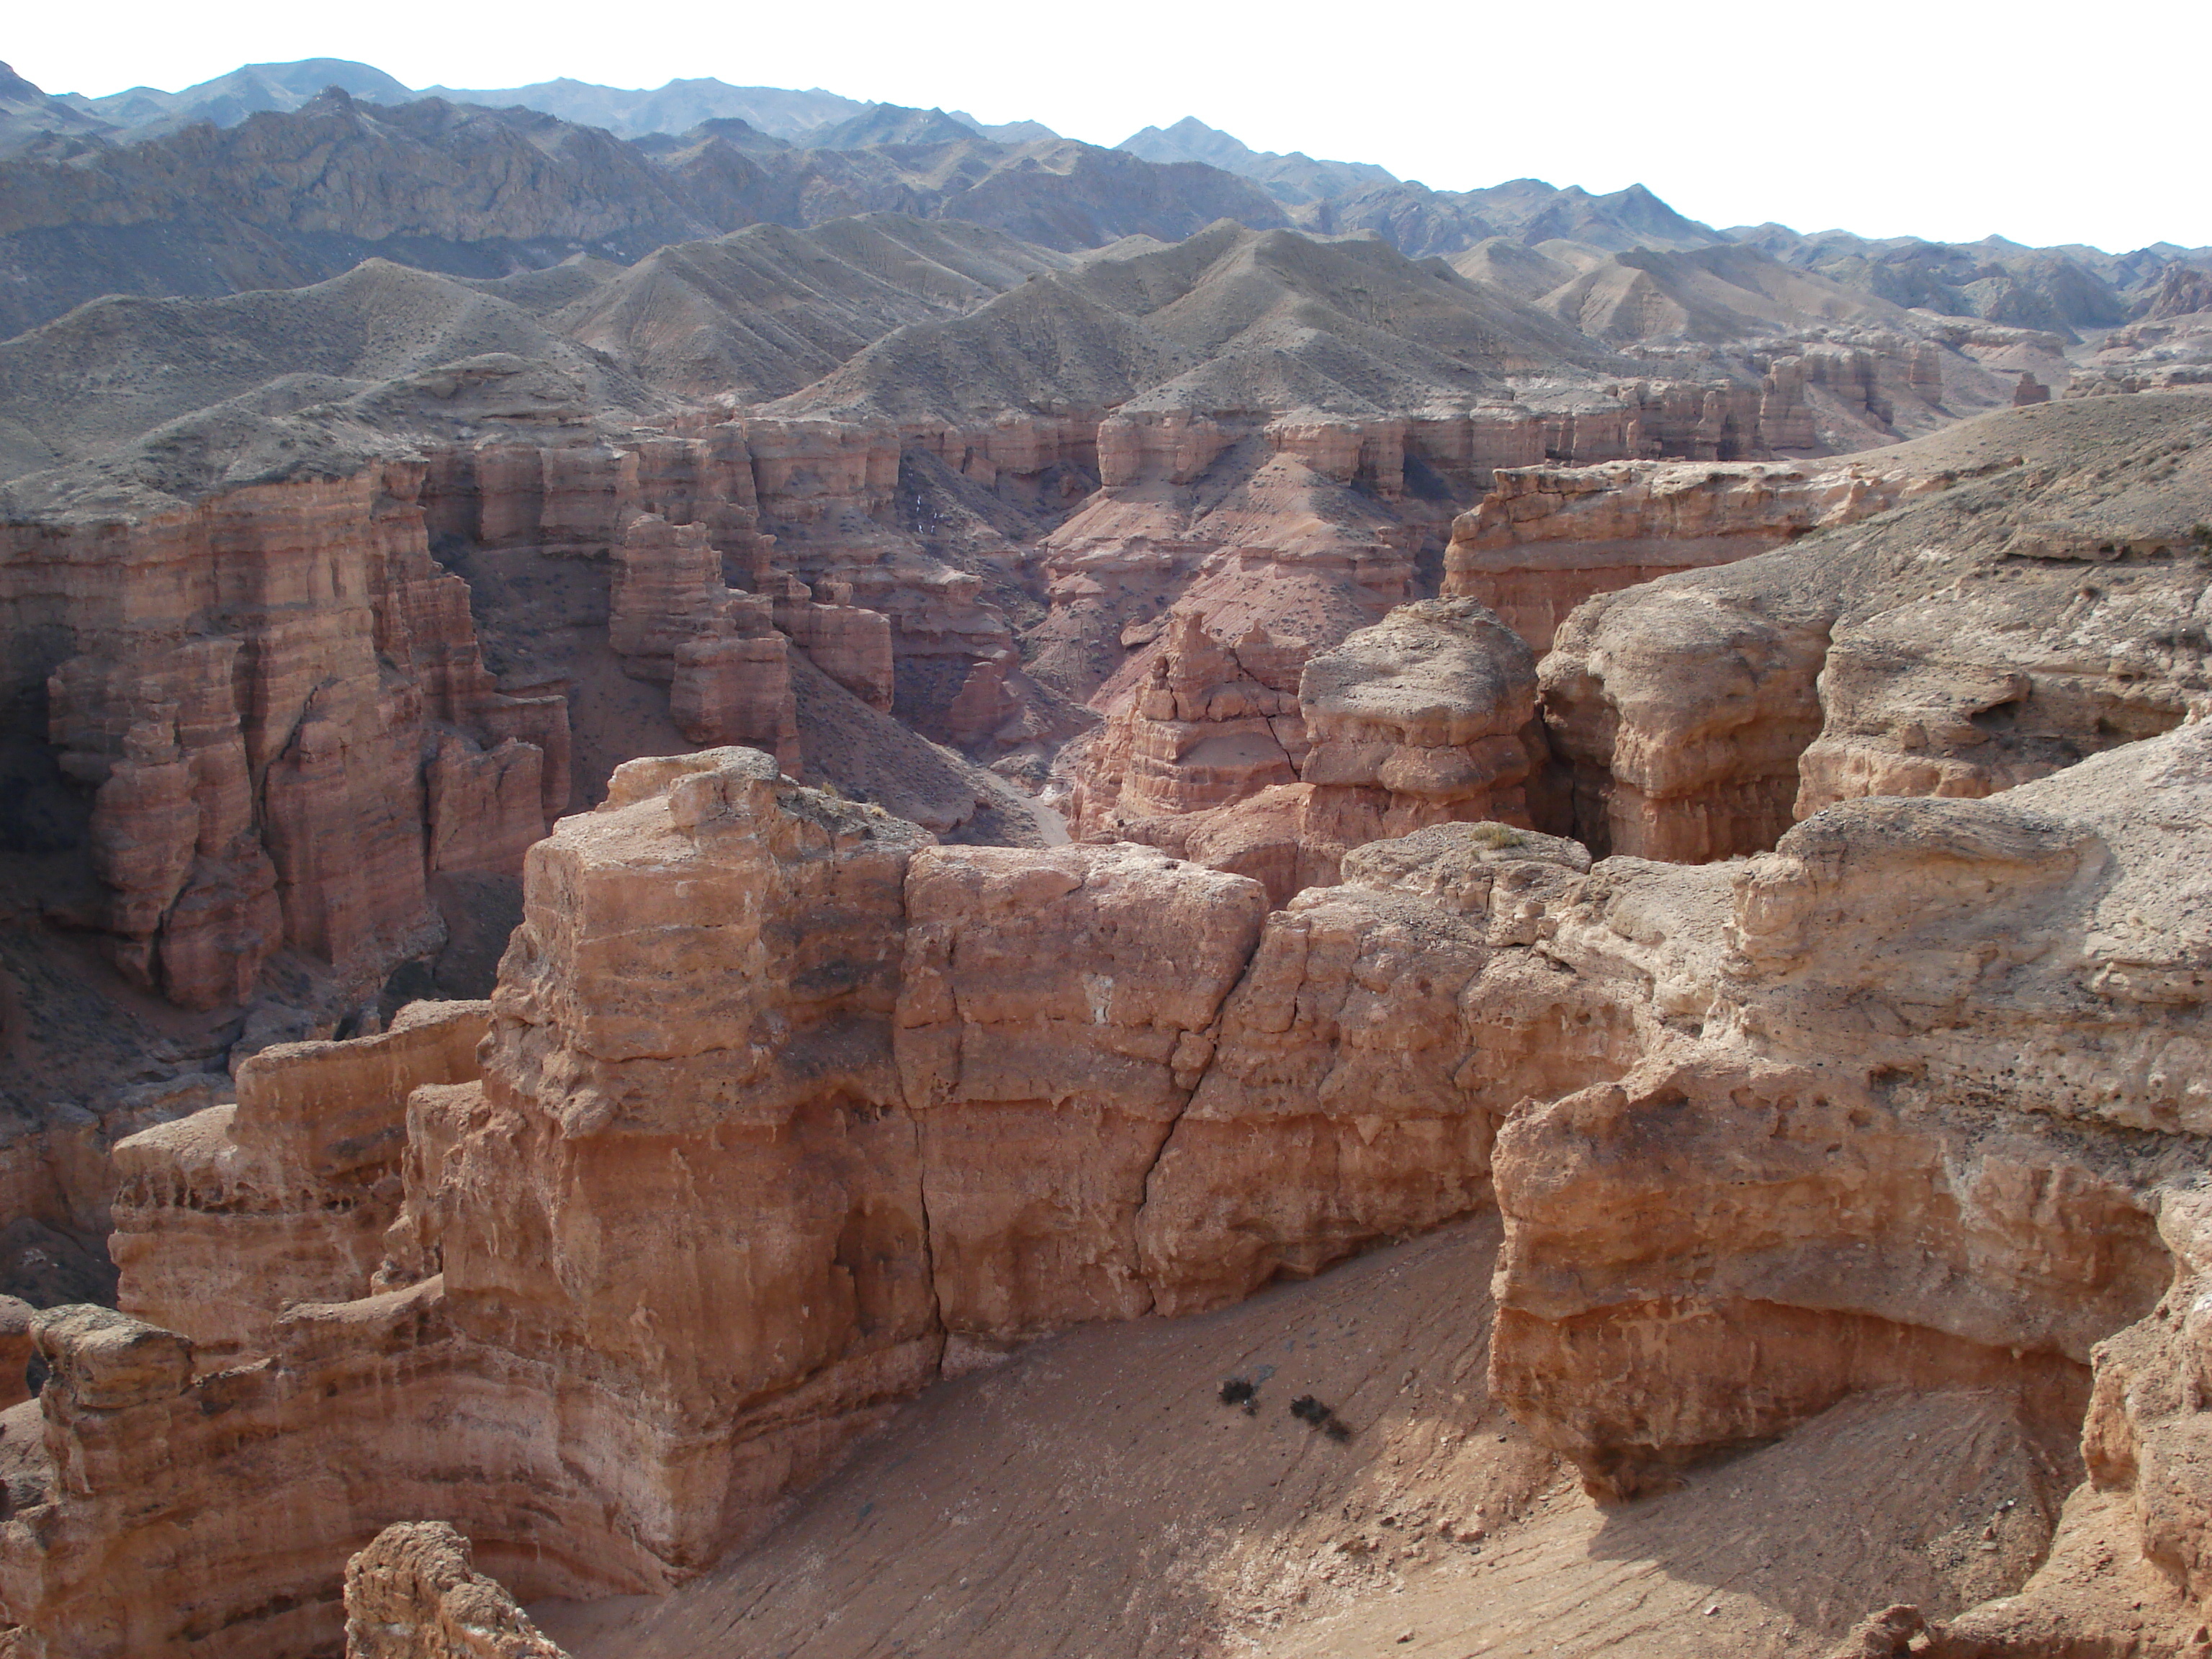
[
  {"xmin": 342, "ymin": 1524, "xmax": 567, "ymax": 1659},
  {"xmin": 1442, "ymin": 457, "xmax": 1912, "ymax": 652},
  {"xmin": 1542, "ymin": 394, "xmax": 2212, "ymax": 860},
  {"xmin": 22, "ymin": 464, "xmax": 570, "ymax": 1010},
  {"xmin": 0, "ymin": 750, "xmax": 1618, "ymax": 1654},
  {"xmin": 897, "ymin": 840, "xmax": 1268, "ymax": 1351},
  {"xmin": 1070, "ymin": 599, "xmax": 1545, "ymax": 899},
  {"xmin": 109, "ymin": 999, "xmax": 489, "ymax": 1365},
  {"xmin": 1480, "ymin": 720, "xmax": 2212, "ymax": 1658},
  {"xmin": 1059, "ymin": 439, "xmax": 1945, "ymax": 896},
  {"xmin": 16, "ymin": 629, "xmax": 2212, "ymax": 1650},
  {"xmin": 3, "ymin": 107, "xmax": 2212, "ymax": 1658}
]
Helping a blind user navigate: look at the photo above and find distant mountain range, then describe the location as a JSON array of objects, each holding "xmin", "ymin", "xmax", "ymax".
[
  {"xmin": 0, "ymin": 57, "xmax": 2205, "ymax": 351},
  {"xmin": 0, "ymin": 58, "xmax": 1034, "ymax": 150}
]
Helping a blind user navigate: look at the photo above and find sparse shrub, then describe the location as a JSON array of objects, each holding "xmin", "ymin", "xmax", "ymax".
[
  {"xmin": 1286, "ymin": 1395, "xmax": 1354, "ymax": 1439},
  {"xmin": 1219, "ymin": 1377, "xmax": 1256, "ymax": 1407}
]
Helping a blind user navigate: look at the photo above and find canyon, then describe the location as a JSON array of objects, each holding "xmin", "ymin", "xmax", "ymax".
[
  {"xmin": 0, "ymin": 67, "xmax": 2210, "ymax": 1655},
  {"xmin": 10, "ymin": 675, "xmax": 2212, "ymax": 1654}
]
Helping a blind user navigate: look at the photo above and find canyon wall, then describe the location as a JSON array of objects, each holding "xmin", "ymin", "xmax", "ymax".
[
  {"xmin": 1542, "ymin": 394, "xmax": 2212, "ymax": 861},
  {"xmin": 1059, "ymin": 446, "xmax": 1930, "ymax": 898},
  {"xmin": 1441, "ymin": 457, "xmax": 1910, "ymax": 652},
  {"xmin": 12, "ymin": 705, "xmax": 2212, "ymax": 1652},
  {"xmin": 4, "ymin": 378, "xmax": 2010, "ymax": 1019},
  {"xmin": 1068, "ymin": 598, "xmax": 1547, "ymax": 901},
  {"xmin": 108, "ymin": 999, "xmax": 490, "ymax": 1365},
  {"xmin": 0, "ymin": 750, "xmax": 1617, "ymax": 1654},
  {"xmin": 1, "ymin": 413, "xmax": 1074, "ymax": 1022},
  {"xmin": 11, "ymin": 465, "xmax": 568, "ymax": 1012},
  {"xmin": 1485, "ymin": 723, "xmax": 2212, "ymax": 1655}
]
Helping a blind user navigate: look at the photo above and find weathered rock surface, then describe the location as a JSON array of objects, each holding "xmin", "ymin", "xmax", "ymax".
[
  {"xmin": 1543, "ymin": 395, "xmax": 2212, "ymax": 860},
  {"xmin": 898, "ymin": 842, "xmax": 1267, "ymax": 1349},
  {"xmin": 7, "ymin": 189, "xmax": 2212, "ymax": 1659},
  {"xmin": 1072, "ymin": 599, "xmax": 1542, "ymax": 899},
  {"xmin": 0, "ymin": 750, "xmax": 1606, "ymax": 1655},
  {"xmin": 1491, "ymin": 723, "xmax": 2212, "ymax": 1511},
  {"xmin": 109, "ymin": 999, "xmax": 489, "ymax": 1365},
  {"xmin": 0, "ymin": 1298, "xmax": 32, "ymax": 1409},
  {"xmin": 1136, "ymin": 822, "xmax": 1604, "ymax": 1315},
  {"xmin": 1293, "ymin": 599, "xmax": 1543, "ymax": 866},
  {"xmin": 14, "ymin": 704, "xmax": 2212, "ymax": 1653},
  {"xmin": 9, "ymin": 459, "xmax": 574, "ymax": 1010},
  {"xmin": 1443, "ymin": 457, "xmax": 1910, "ymax": 652},
  {"xmin": 1068, "ymin": 609, "xmax": 1309, "ymax": 829},
  {"xmin": 343, "ymin": 1523, "xmax": 568, "ymax": 1659}
]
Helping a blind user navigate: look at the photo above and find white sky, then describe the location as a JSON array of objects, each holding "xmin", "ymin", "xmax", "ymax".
[{"xmin": 10, "ymin": 0, "xmax": 2200, "ymax": 253}]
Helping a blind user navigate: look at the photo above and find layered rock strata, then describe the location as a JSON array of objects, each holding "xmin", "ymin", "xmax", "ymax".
[
  {"xmin": 108, "ymin": 999, "xmax": 490, "ymax": 1366},
  {"xmin": 17, "ymin": 466, "xmax": 570, "ymax": 1009},
  {"xmin": 1480, "ymin": 723, "xmax": 2212, "ymax": 1659},
  {"xmin": 342, "ymin": 1523, "xmax": 567, "ymax": 1659},
  {"xmin": 4, "ymin": 410, "xmax": 1062, "ymax": 1020},
  {"xmin": 1061, "ymin": 446, "xmax": 1930, "ymax": 893},
  {"xmin": 1542, "ymin": 394, "xmax": 2212, "ymax": 860},
  {"xmin": 0, "ymin": 752, "xmax": 1613, "ymax": 1655},
  {"xmin": 11, "ymin": 715, "xmax": 2212, "ymax": 1651},
  {"xmin": 1070, "ymin": 598, "xmax": 1543, "ymax": 899},
  {"xmin": 1442, "ymin": 457, "xmax": 1911, "ymax": 652}
]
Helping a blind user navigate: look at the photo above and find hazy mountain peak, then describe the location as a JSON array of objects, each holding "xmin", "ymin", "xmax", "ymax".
[
  {"xmin": 810, "ymin": 103, "xmax": 983, "ymax": 149},
  {"xmin": 1116, "ymin": 116, "xmax": 1395, "ymax": 208}
]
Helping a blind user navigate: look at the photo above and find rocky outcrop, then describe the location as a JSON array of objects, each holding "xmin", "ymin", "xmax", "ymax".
[
  {"xmin": 4, "ymin": 405, "xmax": 1057, "ymax": 1018},
  {"xmin": 0, "ymin": 1298, "xmax": 32, "ymax": 1409},
  {"xmin": 897, "ymin": 842, "xmax": 1269, "ymax": 1353},
  {"xmin": 1021, "ymin": 381, "xmax": 1868, "ymax": 732},
  {"xmin": 1442, "ymin": 457, "xmax": 1909, "ymax": 652},
  {"xmin": 1489, "ymin": 729, "xmax": 2212, "ymax": 1508},
  {"xmin": 343, "ymin": 1524, "xmax": 568, "ymax": 1659},
  {"xmin": 1540, "ymin": 561, "xmax": 1842, "ymax": 861},
  {"xmin": 8, "ymin": 399, "xmax": 2212, "ymax": 1656},
  {"xmin": 2069, "ymin": 312, "xmax": 2212, "ymax": 400},
  {"xmin": 1294, "ymin": 598, "xmax": 1544, "ymax": 861},
  {"xmin": 1136, "ymin": 821, "xmax": 1606, "ymax": 1314},
  {"xmin": 14, "ymin": 708, "xmax": 2212, "ymax": 1651},
  {"xmin": 14, "ymin": 464, "xmax": 569, "ymax": 1009},
  {"xmin": 1064, "ymin": 422, "xmax": 2050, "ymax": 887},
  {"xmin": 1876, "ymin": 1184, "xmax": 2212, "ymax": 1656},
  {"xmin": 1066, "ymin": 609, "xmax": 1308, "ymax": 830},
  {"xmin": 0, "ymin": 750, "xmax": 1606, "ymax": 1655},
  {"xmin": 1542, "ymin": 395, "xmax": 2212, "ymax": 860},
  {"xmin": 610, "ymin": 513, "xmax": 798, "ymax": 765},
  {"xmin": 109, "ymin": 999, "xmax": 489, "ymax": 1365},
  {"xmin": 1071, "ymin": 598, "xmax": 1542, "ymax": 899}
]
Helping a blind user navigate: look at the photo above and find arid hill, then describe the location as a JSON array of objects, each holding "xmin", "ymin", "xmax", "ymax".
[
  {"xmin": 0, "ymin": 86, "xmax": 1286, "ymax": 340},
  {"xmin": 8, "ymin": 57, "xmax": 2203, "ymax": 361}
]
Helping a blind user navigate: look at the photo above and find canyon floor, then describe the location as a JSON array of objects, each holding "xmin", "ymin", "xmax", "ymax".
[{"xmin": 534, "ymin": 1220, "xmax": 2070, "ymax": 1659}]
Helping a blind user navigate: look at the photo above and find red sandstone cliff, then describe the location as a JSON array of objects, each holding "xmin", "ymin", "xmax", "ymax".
[{"xmin": 13, "ymin": 702, "xmax": 2212, "ymax": 1652}]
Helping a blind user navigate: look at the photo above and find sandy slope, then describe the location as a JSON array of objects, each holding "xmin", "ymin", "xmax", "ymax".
[{"xmin": 537, "ymin": 1218, "xmax": 2067, "ymax": 1659}]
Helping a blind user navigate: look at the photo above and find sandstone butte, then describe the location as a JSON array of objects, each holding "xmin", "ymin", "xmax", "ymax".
[{"xmin": 0, "ymin": 202, "xmax": 2210, "ymax": 1655}]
